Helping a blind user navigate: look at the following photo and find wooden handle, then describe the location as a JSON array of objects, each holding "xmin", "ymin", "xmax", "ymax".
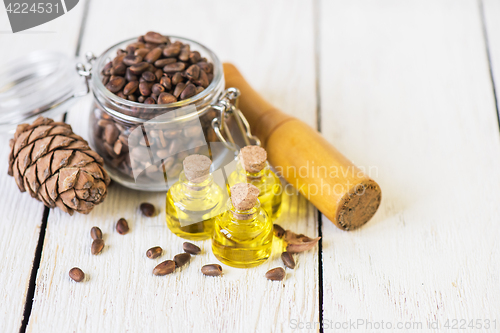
[{"xmin": 223, "ymin": 63, "xmax": 382, "ymax": 230}]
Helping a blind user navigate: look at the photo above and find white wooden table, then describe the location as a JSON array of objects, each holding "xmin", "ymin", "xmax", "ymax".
[{"xmin": 1, "ymin": 0, "xmax": 500, "ymax": 332}]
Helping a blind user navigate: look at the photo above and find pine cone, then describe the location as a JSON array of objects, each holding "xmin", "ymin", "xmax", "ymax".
[{"xmin": 8, "ymin": 117, "xmax": 110, "ymax": 215}]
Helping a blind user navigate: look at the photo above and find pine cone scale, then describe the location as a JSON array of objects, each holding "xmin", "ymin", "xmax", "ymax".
[
  {"xmin": 78, "ymin": 199, "xmax": 95, "ymax": 213},
  {"xmin": 48, "ymin": 135, "xmax": 74, "ymax": 152},
  {"xmin": 66, "ymin": 141, "xmax": 89, "ymax": 150},
  {"xmin": 45, "ymin": 174, "xmax": 58, "ymax": 202},
  {"xmin": 24, "ymin": 164, "xmax": 39, "ymax": 197},
  {"xmin": 28, "ymin": 125, "xmax": 53, "ymax": 144},
  {"xmin": 75, "ymin": 189, "xmax": 89, "ymax": 200},
  {"xmin": 36, "ymin": 151, "xmax": 53, "ymax": 184},
  {"xmin": 75, "ymin": 170, "xmax": 94, "ymax": 189},
  {"xmin": 48, "ymin": 125, "xmax": 72, "ymax": 136},
  {"xmin": 55, "ymin": 197, "xmax": 72, "ymax": 215},
  {"xmin": 12, "ymin": 129, "xmax": 33, "ymax": 157},
  {"xmin": 60, "ymin": 189, "xmax": 79, "ymax": 210},
  {"xmin": 69, "ymin": 151, "xmax": 93, "ymax": 168},
  {"xmin": 80, "ymin": 162, "xmax": 104, "ymax": 180},
  {"xmin": 17, "ymin": 143, "xmax": 34, "ymax": 174},
  {"xmin": 51, "ymin": 150, "xmax": 72, "ymax": 174},
  {"xmin": 31, "ymin": 135, "xmax": 53, "ymax": 161},
  {"xmin": 88, "ymin": 180, "xmax": 106, "ymax": 201},
  {"xmin": 12, "ymin": 159, "xmax": 25, "ymax": 192},
  {"xmin": 58, "ymin": 167, "xmax": 80, "ymax": 192},
  {"xmin": 81, "ymin": 150, "xmax": 103, "ymax": 165},
  {"xmin": 38, "ymin": 183, "xmax": 55, "ymax": 208}
]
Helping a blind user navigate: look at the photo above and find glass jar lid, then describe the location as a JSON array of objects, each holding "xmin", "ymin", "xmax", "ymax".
[{"xmin": 0, "ymin": 51, "xmax": 88, "ymax": 133}]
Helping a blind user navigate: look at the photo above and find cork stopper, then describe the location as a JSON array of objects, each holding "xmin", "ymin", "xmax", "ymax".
[
  {"xmin": 183, "ymin": 154, "xmax": 212, "ymax": 183},
  {"xmin": 239, "ymin": 145, "xmax": 267, "ymax": 173},
  {"xmin": 230, "ymin": 183, "xmax": 260, "ymax": 211}
]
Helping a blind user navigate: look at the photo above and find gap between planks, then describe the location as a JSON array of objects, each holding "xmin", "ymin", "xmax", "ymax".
[
  {"xmin": 18, "ymin": 1, "xmax": 93, "ymax": 332},
  {"xmin": 19, "ymin": 208, "xmax": 49, "ymax": 333},
  {"xmin": 312, "ymin": 0, "xmax": 325, "ymax": 332},
  {"xmin": 478, "ymin": 0, "xmax": 500, "ymax": 129}
]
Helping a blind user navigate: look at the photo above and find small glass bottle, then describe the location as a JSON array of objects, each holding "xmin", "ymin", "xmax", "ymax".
[
  {"xmin": 212, "ymin": 183, "xmax": 273, "ymax": 268},
  {"xmin": 227, "ymin": 145, "xmax": 282, "ymax": 221},
  {"xmin": 166, "ymin": 154, "xmax": 224, "ymax": 240}
]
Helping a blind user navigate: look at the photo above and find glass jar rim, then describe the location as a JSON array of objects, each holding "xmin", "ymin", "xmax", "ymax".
[{"xmin": 92, "ymin": 35, "xmax": 223, "ymax": 124}]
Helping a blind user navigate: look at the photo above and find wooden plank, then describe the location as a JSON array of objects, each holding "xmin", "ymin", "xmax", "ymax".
[
  {"xmin": 0, "ymin": 143, "xmax": 45, "ymax": 333},
  {"xmin": 0, "ymin": 4, "xmax": 85, "ymax": 332},
  {"xmin": 27, "ymin": 1, "xmax": 319, "ymax": 332},
  {"xmin": 319, "ymin": 0, "xmax": 500, "ymax": 329},
  {"xmin": 483, "ymin": 0, "xmax": 500, "ymax": 113}
]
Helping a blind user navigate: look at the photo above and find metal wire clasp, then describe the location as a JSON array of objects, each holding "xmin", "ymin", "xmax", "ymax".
[
  {"xmin": 75, "ymin": 52, "xmax": 96, "ymax": 97},
  {"xmin": 211, "ymin": 87, "xmax": 260, "ymax": 151}
]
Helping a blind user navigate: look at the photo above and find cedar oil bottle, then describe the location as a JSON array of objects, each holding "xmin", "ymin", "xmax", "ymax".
[
  {"xmin": 166, "ymin": 154, "xmax": 224, "ymax": 240},
  {"xmin": 212, "ymin": 183, "xmax": 273, "ymax": 268},
  {"xmin": 227, "ymin": 146, "xmax": 282, "ymax": 221}
]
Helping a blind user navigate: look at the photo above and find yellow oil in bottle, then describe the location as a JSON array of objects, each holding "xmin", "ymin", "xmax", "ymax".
[
  {"xmin": 227, "ymin": 161, "xmax": 282, "ymax": 221},
  {"xmin": 166, "ymin": 171, "xmax": 225, "ymax": 240},
  {"xmin": 212, "ymin": 198, "xmax": 273, "ymax": 268}
]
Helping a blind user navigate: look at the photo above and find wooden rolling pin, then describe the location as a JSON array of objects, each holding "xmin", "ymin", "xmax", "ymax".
[{"xmin": 223, "ymin": 63, "xmax": 382, "ymax": 230}]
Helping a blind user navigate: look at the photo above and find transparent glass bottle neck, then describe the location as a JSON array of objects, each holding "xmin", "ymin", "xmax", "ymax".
[
  {"xmin": 179, "ymin": 171, "xmax": 214, "ymax": 198},
  {"xmin": 237, "ymin": 160, "xmax": 270, "ymax": 181},
  {"xmin": 227, "ymin": 199, "xmax": 261, "ymax": 221}
]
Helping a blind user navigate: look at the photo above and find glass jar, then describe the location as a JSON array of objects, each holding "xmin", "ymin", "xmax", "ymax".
[{"xmin": 88, "ymin": 36, "xmax": 246, "ymax": 191}]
